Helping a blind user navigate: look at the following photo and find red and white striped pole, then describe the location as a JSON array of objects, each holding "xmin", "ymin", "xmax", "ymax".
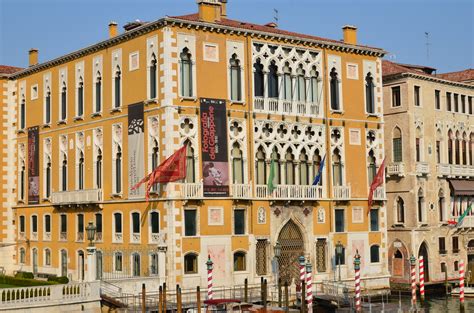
[
  {"xmin": 354, "ymin": 250, "xmax": 361, "ymax": 312},
  {"xmin": 460, "ymin": 260, "xmax": 465, "ymax": 310},
  {"xmin": 306, "ymin": 262, "xmax": 313, "ymax": 311},
  {"xmin": 410, "ymin": 255, "xmax": 417, "ymax": 308},
  {"xmin": 206, "ymin": 255, "xmax": 213, "ymax": 300},
  {"xmin": 299, "ymin": 255, "xmax": 306, "ymax": 303},
  {"xmin": 419, "ymin": 255, "xmax": 425, "ymax": 303}
]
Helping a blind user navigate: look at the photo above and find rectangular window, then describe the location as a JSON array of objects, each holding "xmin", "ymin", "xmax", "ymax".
[
  {"xmin": 234, "ymin": 209, "xmax": 245, "ymax": 235},
  {"xmin": 438, "ymin": 237, "xmax": 446, "ymax": 254},
  {"xmin": 114, "ymin": 214, "xmax": 122, "ymax": 234},
  {"xmin": 454, "ymin": 93, "xmax": 459, "ymax": 112},
  {"xmin": 441, "ymin": 263, "xmax": 447, "ymax": 273},
  {"xmin": 435, "ymin": 90, "xmax": 440, "ymax": 109},
  {"xmin": 32, "ymin": 215, "xmax": 38, "ymax": 233},
  {"xmin": 335, "ymin": 209, "xmax": 345, "ymax": 232},
  {"xmin": 115, "ymin": 253, "xmax": 123, "ymax": 272},
  {"xmin": 414, "ymin": 86, "xmax": 420, "ymax": 106},
  {"xmin": 60, "ymin": 215, "xmax": 67, "ymax": 233},
  {"xmin": 453, "ymin": 236, "xmax": 459, "ymax": 253},
  {"xmin": 436, "ymin": 141, "xmax": 441, "ymax": 163},
  {"xmin": 256, "ymin": 239, "xmax": 267, "ymax": 275},
  {"xmin": 446, "ymin": 92, "xmax": 452, "ymax": 111},
  {"xmin": 393, "ymin": 138, "xmax": 402, "ymax": 162},
  {"xmin": 461, "ymin": 95, "xmax": 466, "ymax": 113},
  {"xmin": 95, "ymin": 213, "xmax": 102, "ymax": 241},
  {"xmin": 370, "ymin": 209, "xmax": 379, "ymax": 231},
  {"xmin": 184, "ymin": 209, "xmax": 197, "ymax": 236},
  {"xmin": 392, "ymin": 86, "xmax": 401, "ymax": 107},
  {"xmin": 19, "ymin": 216, "xmax": 25, "ymax": 233},
  {"xmin": 77, "ymin": 214, "xmax": 84, "ymax": 232},
  {"xmin": 469, "ymin": 96, "xmax": 472, "ymax": 115},
  {"xmin": 415, "ymin": 138, "xmax": 421, "ymax": 162},
  {"xmin": 132, "ymin": 212, "xmax": 140, "ymax": 234},
  {"xmin": 316, "ymin": 239, "xmax": 327, "ymax": 272},
  {"xmin": 45, "ymin": 215, "xmax": 51, "ymax": 233}
]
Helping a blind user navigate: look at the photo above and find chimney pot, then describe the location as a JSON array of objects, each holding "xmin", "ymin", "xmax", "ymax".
[
  {"xmin": 29, "ymin": 48, "xmax": 38, "ymax": 67},
  {"xmin": 197, "ymin": 0, "xmax": 222, "ymax": 23},
  {"xmin": 342, "ymin": 25, "xmax": 357, "ymax": 45},
  {"xmin": 109, "ymin": 21, "xmax": 118, "ymax": 38}
]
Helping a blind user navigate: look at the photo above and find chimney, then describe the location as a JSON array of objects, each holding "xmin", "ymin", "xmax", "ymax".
[
  {"xmin": 197, "ymin": 0, "xmax": 222, "ymax": 23},
  {"xmin": 109, "ymin": 21, "xmax": 118, "ymax": 38},
  {"xmin": 220, "ymin": 0, "xmax": 227, "ymax": 17},
  {"xmin": 342, "ymin": 25, "xmax": 357, "ymax": 45},
  {"xmin": 29, "ymin": 48, "xmax": 38, "ymax": 67}
]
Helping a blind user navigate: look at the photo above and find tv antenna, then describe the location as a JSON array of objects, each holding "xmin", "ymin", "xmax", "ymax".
[
  {"xmin": 273, "ymin": 8, "xmax": 279, "ymax": 25},
  {"xmin": 425, "ymin": 32, "xmax": 431, "ymax": 62}
]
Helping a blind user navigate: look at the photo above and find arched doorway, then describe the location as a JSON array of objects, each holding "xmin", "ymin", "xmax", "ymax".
[
  {"xmin": 418, "ymin": 242, "xmax": 430, "ymax": 282},
  {"xmin": 277, "ymin": 220, "xmax": 305, "ymax": 285}
]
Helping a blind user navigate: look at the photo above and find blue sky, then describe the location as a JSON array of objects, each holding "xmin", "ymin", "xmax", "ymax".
[{"xmin": 1, "ymin": 0, "xmax": 472, "ymax": 73}]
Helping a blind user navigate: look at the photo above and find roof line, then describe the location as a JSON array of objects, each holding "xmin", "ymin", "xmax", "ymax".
[{"xmin": 383, "ymin": 72, "xmax": 474, "ymax": 89}]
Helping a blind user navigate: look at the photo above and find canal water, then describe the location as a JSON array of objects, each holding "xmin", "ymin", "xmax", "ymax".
[{"xmin": 313, "ymin": 296, "xmax": 474, "ymax": 312}]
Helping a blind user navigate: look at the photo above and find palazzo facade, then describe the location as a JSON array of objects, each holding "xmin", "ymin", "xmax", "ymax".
[{"xmin": 3, "ymin": 0, "xmax": 389, "ymax": 290}]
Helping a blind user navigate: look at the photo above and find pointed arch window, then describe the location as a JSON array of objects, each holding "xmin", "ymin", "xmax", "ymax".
[
  {"xmin": 462, "ymin": 133, "xmax": 467, "ymax": 165},
  {"xmin": 332, "ymin": 149, "xmax": 343, "ymax": 186},
  {"xmin": 150, "ymin": 54, "xmax": 157, "ymax": 99},
  {"xmin": 296, "ymin": 65, "xmax": 306, "ymax": 102},
  {"xmin": 77, "ymin": 77, "xmax": 84, "ymax": 117},
  {"xmin": 95, "ymin": 72, "xmax": 102, "ymax": 113},
  {"xmin": 232, "ymin": 143, "xmax": 244, "ymax": 184},
  {"xmin": 417, "ymin": 188, "xmax": 425, "ymax": 223},
  {"xmin": 448, "ymin": 131, "xmax": 453, "ymax": 164},
  {"xmin": 299, "ymin": 149, "xmax": 309, "ymax": 185},
  {"xmin": 367, "ymin": 150, "xmax": 377, "ymax": 185},
  {"xmin": 253, "ymin": 59, "xmax": 264, "ymax": 97},
  {"xmin": 151, "ymin": 139, "xmax": 159, "ymax": 190},
  {"xmin": 230, "ymin": 54, "xmax": 242, "ymax": 101},
  {"xmin": 114, "ymin": 66, "xmax": 121, "ymax": 108},
  {"xmin": 313, "ymin": 151, "xmax": 322, "ymax": 186},
  {"xmin": 365, "ymin": 73, "xmax": 375, "ymax": 114},
  {"xmin": 96, "ymin": 148, "xmax": 102, "ymax": 189},
  {"xmin": 185, "ymin": 141, "xmax": 196, "ymax": 183},
  {"xmin": 45, "ymin": 88, "xmax": 51, "ymax": 124},
  {"xmin": 20, "ymin": 96, "xmax": 26, "ymax": 129},
  {"xmin": 180, "ymin": 48, "xmax": 193, "ymax": 97},
  {"xmin": 255, "ymin": 146, "xmax": 266, "ymax": 185},
  {"xmin": 330, "ymin": 68, "xmax": 340, "ymax": 110},
  {"xmin": 438, "ymin": 189, "xmax": 445, "ymax": 222},
  {"xmin": 455, "ymin": 132, "xmax": 460, "ymax": 164},
  {"xmin": 78, "ymin": 151, "xmax": 84, "ymax": 190},
  {"xmin": 309, "ymin": 67, "xmax": 319, "ymax": 104},
  {"xmin": 285, "ymin": 149, "xmax": 295, "ymax": 185},
  {"xmin": 268, "ymin": 61, "xmax": 279, "ymax": 98},
  {"xmin": 46, "ymin": 156, "xmax": 51, "ymax": 198},
  {"xmin": 61, "ymin": 153, "xmax": 67, "ymax": 191},
  {"xmin": 396, "ymin": 197, "xmax": 405, "ymax": 223},
  {"xmin": 115, "ymin": 145, "xmax": 122, "ymax": 194},
  {"xmin": 282, "ymin": 63, "xmax": 292, "ymax": 101},
  {"xmin": 271, "ymin": 148, "xmax": 281, "ymax": 185},
  {"xmin": 415, "ymin": 128, "xmax": 422, "ymax": 162},
  {"xmin": 61, "ymin": 82, "xmax": 67, "ymax": 120}
]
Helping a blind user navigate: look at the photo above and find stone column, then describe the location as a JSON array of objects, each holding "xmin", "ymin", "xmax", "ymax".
[{"xmin": 86, "ymin": 246, "xmax": 97, "ymax": 282}]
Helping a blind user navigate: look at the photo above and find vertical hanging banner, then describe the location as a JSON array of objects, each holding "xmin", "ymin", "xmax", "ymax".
[
  {"xmin": 27, "ymin": 126, "xmax": 40, "ymax": 204},
  {"xmin": 200, "ymin": 98, "xmax": 229, "ymax": 197},
  {"xmin": 128, "ymin": 102, "xmax": 145, "ymax": 198}
]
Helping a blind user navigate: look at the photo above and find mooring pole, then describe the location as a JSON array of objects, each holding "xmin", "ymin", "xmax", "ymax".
[
  {"xmin": 354, "ymin": 250, "xmax": 361, "ymax": 312},
  {"xmin": 263, "ymin": 278, "xmax": 268, "ymax": 307},
  {"xmin": 244, "ymin": 278, "xmax": 248, "ymax": 303},
  {"xmin": 300, "ymin": 279, "xmax": 306, "ymax": 313},
  {"xmin": 163, "ymin": 283, "xmax": 167, "ymax": 313},
  {"xmin": 278, "ymin": 277, "xmax": 282, "ymax": 307},
  {"xmin": 284, "ymin": 281, "xmax": 289, "ymax": 313},
  {"xmin": 141, "ymin": 283, "xmax": 146, "ymax": 313},
  {"xmin": 158, "ymin": 285, "xmax": 163, "ymax": 313},
  {"xmin": 177, "ymin": 284, "xmax": 182, "ymax": 313},
  {"xmin": 197, "ymin": 286, "xmax": 201, "ymax": 313},
  {"xmin": 445, "ymin": 270, "xmax": 449, "ymax": 298},
  {"xmin": 409, "ymin": 255, "xmax": 417, "ymax": 309},
  {"xmin": 419, "ymin": 255, "xmax": 425, "ymax": 304},
  {"xmin": 460, "ymin": 260, "xmax": 465, "ymax": 313}
]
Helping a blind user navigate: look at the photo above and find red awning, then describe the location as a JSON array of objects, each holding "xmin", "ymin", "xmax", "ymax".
[{"xmin": 449, "ymin": 180, "xmax": 474, "ymax": 196}]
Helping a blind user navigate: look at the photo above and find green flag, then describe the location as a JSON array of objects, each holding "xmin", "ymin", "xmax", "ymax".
[
  {"xmin": 457, "ymin": 203, "xmax": 472, "ymax": 226},
  {"xmin": 267, "ymin": 159, "xmax": 277, "ymax": 194}
]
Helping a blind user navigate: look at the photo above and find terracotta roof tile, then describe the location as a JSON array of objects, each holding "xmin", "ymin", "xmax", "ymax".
[
  {"xmin": 436, "ymin": 69, "xmax": 474, "ymax": 83},
  {"xmin": 172, "ymin": 13, "xmax": 383, "ymax": 51},
  {"xmin": 0, "ymin": 65, "xmax": 23, "ymax": 75}
]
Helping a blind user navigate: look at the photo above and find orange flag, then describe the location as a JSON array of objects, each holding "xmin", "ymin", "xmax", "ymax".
[{"xmin": 368, "ymin": 158, "xmax": 386, "ymax": 213}]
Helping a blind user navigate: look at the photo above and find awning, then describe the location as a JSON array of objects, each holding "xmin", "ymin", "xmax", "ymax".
[{"xmin": 449, "ymin": 179, "xmax": 474, "ymax": 196}]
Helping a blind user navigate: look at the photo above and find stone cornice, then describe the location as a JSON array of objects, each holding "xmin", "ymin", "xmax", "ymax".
[
  {"xmin": 383, "ymin": 72, "xmax": 474, "ymax": 90},
  {"xmin": 11, "ymin": 16, "xmax": 386, "ymax": 80}
]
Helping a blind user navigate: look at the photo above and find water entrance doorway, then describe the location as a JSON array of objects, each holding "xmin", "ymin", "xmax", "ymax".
[{"xmin": 277, "ymin": 220, "xmax": 304, "ymax": 286}]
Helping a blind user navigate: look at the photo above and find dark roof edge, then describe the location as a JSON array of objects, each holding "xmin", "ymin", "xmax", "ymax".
[
  {"xmin": 12, "ymin": 16, "xmax": 386, "ymax": 79},
  {"xmin": 383, "ymin": 72, "xmax": 474, "ymax": 89}
]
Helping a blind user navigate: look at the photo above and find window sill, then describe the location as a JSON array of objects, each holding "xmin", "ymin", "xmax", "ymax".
[
  {"xmin": 183, "ymin": 235, "xmax": 199, "ymax": 238},
  {"xmin": 73, "ymin": 116, "xmax": 84, "ymax": 121},
  {"xmin": 183, "ymin": 272, "xmax": 200, "ymax": 277},
  {"xmin": 439, "ymin": 250, "xmax": 447, "ymax": 255},
  {"xmin": 57, "ymin": 120, "xmax": 67, "ymax": 125},
  {"xmin": 41, "ymin": 123, "xmax": 51, "ymax": 129},
  {"xmin": 330, "ymin": 109, "xmax": 344, "ymax": 115},
  {"xmin": 42, "ymin": 198, "xmax": 51, "ymax": 203},
  {"xmin": 366, "ymin": 113, "xmax": 380, "ymax": 118},
  {"xmin": 17, "ymin": 129, "xmax": 26, "ymax": 134},
  {"xmin": 145, "ymin": 98, "xmax": 158, "ymax": 105},
  {"xmin": 453, "ymin": 249, "xmax": 460, "ymax": 254},
  {"xmin": 230, "ymin": 100, "xmax": 245, "ymax": 105},
  {"xmin": 91, "ymin": 112, "xmax": 102, "ymax": 118},
  {"xmin": 110, "ymin": 107, "xmax": 122, "ymax": 113},
  {"xmin": 180, "ymin": 96, "xmax": 197, "ymax": 102},
  {"xmin": 111, "ymin": 193, "xmax": 123, "ymax": 199},
  {"xmin": 17, "ymin": 200, "xmax": 25, "ymax": 204},
  {"xmin": 112, "ymin": 240, "xmax": 124, "ymax": 244}
]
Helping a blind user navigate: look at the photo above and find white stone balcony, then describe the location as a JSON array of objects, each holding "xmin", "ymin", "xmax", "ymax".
[
  {"xmin": 150, "ymin": 232, "xmax": 166, "ymax": 246},
  {"xmin": 332, "ymin": 185, "xmax": 351, "ymax": 200},
  {"xmin": 253, "ymin": 96, "xmax": 320, "ymax": 117},
  {"xmin": 44, "ymin": 232, "xmax": 51, "ymax": 241},
  {"xmin": 51, "ymin": 189, "xmax": 102, "ymax": 206},
  {"xmin": 231, "ymin": 183, "xmax": 252, "ymax": 199},
  {"xmin": 114, "ymin": 233, "xmax": 123, "ymax": 243},
  {"xmin": 180, "ymin": 182, "xmax": 203, "ymax": 199},
  {"xmin": 451, "ymin": 215, "xmax": 474, "ymax": 229},
  {"xmin": 415, "ymin": 162, "xmax": 429, "ymax": 176},
  {"xmin": 131, "ymin": 233, "xmax": 140, "ymax": 243},
  {"xmin": 437, "ymin": 163, "xmax": 451, "ymax": 177},
  {"xmin": 31, "ymin": 232, "xmax": 38, "ymax": 241},
  {"xmin": 387, "ymin": 162, "xmax": 405, "ymax": 177},
  {"xmin": 450, "ymin": 164, "xmax": 474, "ymax": 177},
  {"xmin": 255, "ymin": 184, "xmax": 323, "ymax": 200},
  {"xmin": 372, "ymin": 186, "xmax": 386, "ymax": 201}
]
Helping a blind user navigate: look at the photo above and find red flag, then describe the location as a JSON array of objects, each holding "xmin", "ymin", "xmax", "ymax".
[
  {"xmin": 132, "ymin": 145, "xmax": 187, "ymax": 200},
  {"xmin": 368, "ymin": 158, "xmax": 386, "ymax": 213}
]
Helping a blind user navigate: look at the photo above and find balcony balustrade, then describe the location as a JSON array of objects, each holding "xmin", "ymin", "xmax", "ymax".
[
  {"xmin": 253, "ymin": 96, "xmax": 320, "ymax": 117},
  {"xmin": 31, "ymin": 232, "xmax": 38, "ymax": 241},
  {"xmin": 231, "ymin": 183, "xmax": 252, "ymax": 199},
  {"xmin": 451, "ymin": 215, "xmax": 474, "ymax": 229},
  {"xmin": 437, "ymin": 164, "xmax": 451, "ymax": 177},
  {"xmin": 150, "ymin": 232, "xmax": 166, "ymax": 246},
  {"xmin": 450, "ymin": 164, "xmax": 464, "ymax": 176},
  {"xmin": 51, "ymin": 189, "xmax": 102, "ymax": 206},
  {"xmin": 131, "ymin": 233, "xmax": 140, "ymax": 243},
  {"xmin": 415, "ymin": 162, "xmax": 430, "ymax": 176},
  {"xmin": 332, "ymin": 185, "xmax": 351, "ymax": 200},
  {"xmin": 387, "ymin": 162, "xmax": 405, "ymax": 177},
  {"xmin": 114, "ymin": 233, "xmax": 123, "ymax": 242},
  {"xmin": 44, "ymin": 232, "xmax": 51, "ymax": 241},
  {"xmin": 255, "ymin": 184, "xmax": 323, "ymax": 200},
  {"xmin": 372, "ymin": 186, "xmax": 386, "ymax": 201}
]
